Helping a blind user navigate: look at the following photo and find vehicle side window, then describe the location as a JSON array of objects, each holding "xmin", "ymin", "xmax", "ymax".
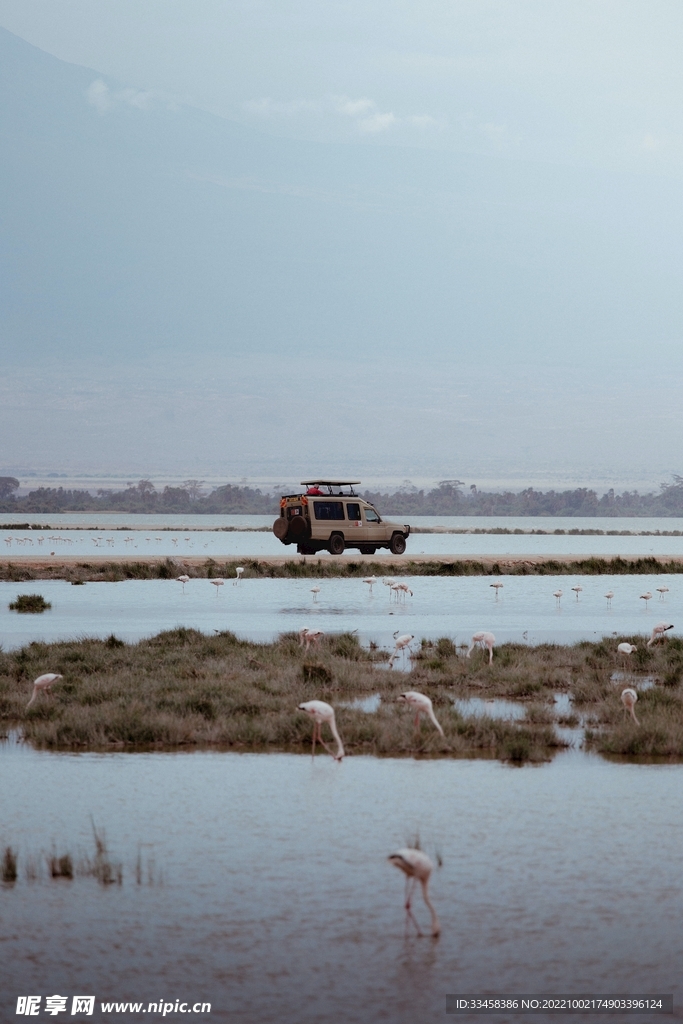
[
  {"xmin": 364, "ymin": 507, "xmax": 380, "ymax": 523},
  {"xmin": 313, "ymin": 501, "xmax": 345, "ymax": 521},
  {"xmin": 346, "ymin": 503, "xmax": 361, "ymax": 520}
]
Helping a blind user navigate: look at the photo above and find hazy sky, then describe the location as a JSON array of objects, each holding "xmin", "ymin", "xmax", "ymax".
[
  {"xmin": 1, "ymin": 2, "xmax": 682, "ymax": 491},
  {"xmin": 2, "ymin": 0, "xmax": 683, "ymax": 173}
]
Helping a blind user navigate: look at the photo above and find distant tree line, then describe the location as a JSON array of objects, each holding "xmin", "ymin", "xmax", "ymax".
[{"xmin": 3, "ymin": 476, "xmax": 683, "ymax": 516}]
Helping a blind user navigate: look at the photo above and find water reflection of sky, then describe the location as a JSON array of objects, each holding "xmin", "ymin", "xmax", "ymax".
[
  {"xmin": 0, "ymin": 574, "xmax": 677, "ymax": 651},
  {"xmin": 1, "ymin": 746, "xmax": 681, "ymax": 1023}
]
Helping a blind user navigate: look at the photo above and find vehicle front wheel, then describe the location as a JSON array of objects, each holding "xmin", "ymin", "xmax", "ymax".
[
  {"xmin": 328, "ymin": 534, "xmax": 345, "ymax": 555},
  {"xmin": 389, "ymin": 533, "xmax": 406, "ymax": 555}
]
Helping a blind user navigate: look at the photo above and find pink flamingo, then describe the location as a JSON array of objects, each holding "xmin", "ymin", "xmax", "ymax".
[
  {"xmin": 467, "ymin": 631, "xmax": 495, "ymax": 665},
  {"xmin": 299, "ymin": 627, "xmax": 325, "ymax": 651},
  {"xmin": 621, "ymin": 688, "xmax": 639, "ymax": 725},
  {"xmin": 297, "ymin": 700, "xmax": 344, "ymax": 759},
  {"xmin": 389, "ymin": 633, "xmax": 414, "ymax": 667},
  {"xmin": 27, "ymin": 673, "xmax": 63, "ymax": 708},
  {"xmin": 397, "ymin": 691, "xmax": 444, "ymax": 736},
  {"xmin": 388, "ymin": 848, "xmax": 440, "ymax": 938},
  {"xmin": 647, "ymin": 622, "xmax": 674, "ymax": 647}
]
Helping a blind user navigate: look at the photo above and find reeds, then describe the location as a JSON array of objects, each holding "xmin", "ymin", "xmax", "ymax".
[
  {"xmin": 4, "ymin": 555, "xmax": 683, "ymax": 584},
  {"xmin": 2, "ymin": 847, "xmax": 17, "ymax": 882},
  {"xmin": 2, "ymin": 629, "xmax": 683, "ymax": 760},
  {"xmin": 8, "ymin": 593, "xmax": 51, "ymax": 613}
]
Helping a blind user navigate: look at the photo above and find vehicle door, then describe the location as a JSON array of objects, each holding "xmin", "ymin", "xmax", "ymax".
[
  {"xmin": 344, "ymin": 501, "xmax": 368, "ymax": 543},
  {"xmin": 362, "ymin": 505, "xmax": 384, "ymax": 542}
]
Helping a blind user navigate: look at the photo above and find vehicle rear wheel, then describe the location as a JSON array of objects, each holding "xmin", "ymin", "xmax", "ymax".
[
  {"xmin": 389, "ymin": 533, "xmax": 406, "ymax": 555},
  {"xmin": 328, "ymin": 534, "xmax": 345, "ymax": 555},
  {"xmin": 359, "ymin": 545, "xmax": 376, "ymax": 555}
]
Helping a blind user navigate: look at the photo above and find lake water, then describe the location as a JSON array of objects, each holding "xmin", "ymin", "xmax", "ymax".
[
  {"xmin": 0, "ymin": 574, "xmax": 677, "ymax": 652},
  {"xmin": 4, "ymin": 515, "xmax": 683, "ymax": 561},
  {"xmin": 1, "ymin": 743, "xmax": 681, "ymax": 1023}
]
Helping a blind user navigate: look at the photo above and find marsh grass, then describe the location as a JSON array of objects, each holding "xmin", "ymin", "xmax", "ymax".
[
  {"xmin": 2, "ymin": 630, "xmax": 682, "ymax": 760},
  {"xmin": 4, "ymin": 555, "xmax": 683, "ymax": 583},
  {"xmin": 2, "ymin": 847, "xmax": 17, "ymax": 883},
  {"xmin": 8, "ymin": 593, "xmax": 51, "ymax": 613}
]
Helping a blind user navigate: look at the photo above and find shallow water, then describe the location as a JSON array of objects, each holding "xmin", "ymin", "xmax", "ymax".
[
  {"xmin": 453, "ymin": 697, "xmax": 527, "ymax": 721},
  {"xmin": 7, "ymin": 524, "xmax": 683, "ymax": 558},
  {"xmin": 0, "ymin": 574, "xmax": 678, "ymax": 652},
  {"xmin": 1, "ymin": 744, "xmax": 681, "ymax": 1023}
]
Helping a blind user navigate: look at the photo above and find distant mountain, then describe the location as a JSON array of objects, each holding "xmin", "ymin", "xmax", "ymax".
[{"xmin": 2, "ymin": 26, "xmax": 682, "ymax": 368}]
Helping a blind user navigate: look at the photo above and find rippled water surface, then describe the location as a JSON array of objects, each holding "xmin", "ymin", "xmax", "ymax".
[
  {"xmin": 0, "ymin": 574, "xmax": 678, "ymax": 651},
  {"xmin": 1, "ymin": 744, "xmax": 681, "ymax": 1023}
]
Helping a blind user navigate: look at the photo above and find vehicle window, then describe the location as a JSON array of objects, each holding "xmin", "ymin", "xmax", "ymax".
[
  {"xmin": 346, "ymin": 503, "xmax": 361, "ymax": 520},
  {"xmin": 364, "ymin": 507, "xmax": 380, "ymax": 523},
  {"xmin": 313, "ymin": 501, "xmax": 345, "ymax": 521}
]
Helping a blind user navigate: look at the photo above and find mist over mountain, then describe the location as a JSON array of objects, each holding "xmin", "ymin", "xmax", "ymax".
[{"xmin": 1, "ymin": 25, "xmax": 682, "ymax": 486}]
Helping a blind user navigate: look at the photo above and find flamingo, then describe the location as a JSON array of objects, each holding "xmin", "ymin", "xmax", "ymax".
[
  {"xmin": 553, "ymin": 589, "xmax": 563, "ymax": 607},
  {"xmin": 397, "ymin": 691, "xmax": 444, "ymax": 737},
  {"xmin": 571, "ymin": 584, "xmax": 583, "ymax": 601},
  {"xmin": 233, "ymin": 566, "xmax": 244, "ymax": 586},
  {"xmin": 605, "ymin": 590, "xmax": 614, "ymax": 608},
  {"xmin": 657, "ymin": 586, "xmax": 670, "ymax": 600},
  {"xmin": 617, "ymin": 642, "xmax": 637, "ymax": 659},
  {"xmin": 297, "ymin": 700, "xmax": 344, "ymax": 760},
  {"xmin": 299, "ymin": 627, "xmax": 325, "ymax": 651},
  {"xmin": 640, "ymin": 591, "xmax": 653, "ymax": 610},
  {"xmin": 396, "ymin": 582, "xmax": 413, "ymax": 598},
  {"xmin": 490, "ymin": 582, "xmax": 503, "ymax": 599},
  {"xmin": 210, "ymin": 578, "xmax": 224, "ymax": 595},
  {"xmin": 388, "ymin": 848, "xmax": 440, "ymax": 938},
  {"xmin": 467, "ymin": 631, "xmax": 495, "ymax": 665},
  {"xmin": 310, "ymin": 585, "xmax": 321, "ymax": 602},
  {"xmin": 27, "ymin": 673, "xmax": 63, "ymax": 708},
  {"xmin": 176, "ymin": 574, "xmax": 190, "ymax": 593},
  {"xmin": 389, "ymin": 633, "xmax": 414, "ymax": 667},
  {"xmin": 647, "ymin": 622, "xmax": 674, "ymax": 647},
  {"xmin": 363, "ymin": 576, "xmax": 377, "ymax": 594},
  {"xmin": 621, "ymin": 687, "xmax": 640, "ymax": 725}
]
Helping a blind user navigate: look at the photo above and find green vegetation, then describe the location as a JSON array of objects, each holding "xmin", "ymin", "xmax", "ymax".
[
  {"xmin": 2, "ymin": 630, "xmax": 683, "ymax": 760},
  {"xmin": 6, "ymin": 474, "xmax": 683, "ymax": 515},
  {"xmin": 3, "ymin": 555, "xmax": 683, "ymax": 584},
  {"xmin": 8, "ymin": 593, "xmax": 51, "ymax": 612}
]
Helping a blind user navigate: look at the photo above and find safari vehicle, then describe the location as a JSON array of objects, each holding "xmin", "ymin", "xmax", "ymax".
[{"xmin": 273, "ymin": 481, "xmax": 411, "ymax": 555}]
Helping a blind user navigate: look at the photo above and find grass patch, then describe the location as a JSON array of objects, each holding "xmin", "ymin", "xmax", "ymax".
[
  {"xmin": 1, "ymin": 630, "xmax": 682, "ymax": 760},
  {"xmin": 8, "ymin": 594, "xmax": 51, "ymax": 613}
]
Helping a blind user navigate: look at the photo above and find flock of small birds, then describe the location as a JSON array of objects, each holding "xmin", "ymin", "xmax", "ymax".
[{"xmin": 23, "ymin": 570, "xmax": 676, "ymax": 938}]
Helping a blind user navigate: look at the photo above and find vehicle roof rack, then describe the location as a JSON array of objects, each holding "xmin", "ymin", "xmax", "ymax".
[{"xmin": 300, "ymin": 480, "xmax": 361, "ymax": 496}]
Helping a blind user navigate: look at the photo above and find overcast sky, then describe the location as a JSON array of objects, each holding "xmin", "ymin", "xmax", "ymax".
[
  {"xmin": 1, "ymin": 2, "xmax": 682, "ymax": 491},
  {"xmin": 2, "ymin": 0, "xmax": 683, "ymax": 171}
]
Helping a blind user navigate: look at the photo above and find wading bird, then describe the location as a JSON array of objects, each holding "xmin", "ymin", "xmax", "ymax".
[
  {"xmin": 571, "ymin": 584, "xmax": 583, "ymax": 601},
  {"xmin": 657, "ymin": 586, "xmax": 670, "ymax": 600},
  {"xmin": 553, "ymin": 589, "xmax": 563, "ymax": 607},
  {"xmin": 388, "ymin": 848, "xmax": 440, "ymax": 938},
  {"xmin": 176, "ymin": 574, "xmax": 190, "ymax": 593},
  {"xmin": 210, "ymin": 578, "xmax": 224, "ymax": 595},
  {"xmin": 467, "ymin": 631, "xmax": 495, "ymax": 664},
  {"xmin": 640, "ymin": 591, "xmax": 653, "ymax": 610},
  {"xmin": 299, "ymin": 627, "xmax": 325, "ymax": 651},
  {"xmin": 397, "ymin": 691, "xmax": 444, "ymax": 736},
  {"xmin": 618, "ymin": 638, "xmax": 638, "ymax": 663},
  {"xmin": 297, "ymin": 700, "xmax": 344, "ymax": 760},
  {"xmin": 389, "ymin": 633, "xmax": 414, "ymax": 667},
  {"xmin": 605, "ymin": 591, "xmax": 614, "ymax": 608},
  {"xmin": 311, "ymin": 585, "xmax": 321, "ymax": 602},
  {"xmin": 647, "ymin": 622, "xmax": 674, "ymax": 647},
  {"xmin": 234, "ymin": 566, "xmax": 244, "ymax": 585},
  {"xmin": 621, "ymin": 687, "xmax": 640, "ymax": 725},
  {"xmin": 490, "ymin": 582, "xmax": 503, "ymax": 599},
  {"xmin": 27, "ymin": 673, "xmax": 63, "ymax": 708},
  {"xmin": 363, "ymin": 576, "xmax": 377, "ymax": 594}
]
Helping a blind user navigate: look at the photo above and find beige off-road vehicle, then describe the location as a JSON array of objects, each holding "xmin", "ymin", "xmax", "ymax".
[{"xmin": 273, "ymin": 481, "xmax": 411, "ymax": 555}]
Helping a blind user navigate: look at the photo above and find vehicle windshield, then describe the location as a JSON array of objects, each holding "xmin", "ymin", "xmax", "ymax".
[{"xmin": 364, "ymin": 507, "xmax": 380, "ymax": 523}]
